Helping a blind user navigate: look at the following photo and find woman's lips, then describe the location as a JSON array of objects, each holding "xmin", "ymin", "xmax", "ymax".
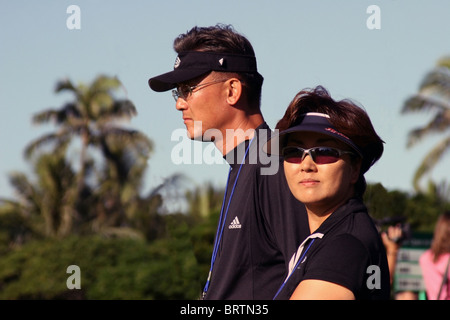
[{"xmin": 300, "ymin": 179, "xmax": 319, "ymax": 186}]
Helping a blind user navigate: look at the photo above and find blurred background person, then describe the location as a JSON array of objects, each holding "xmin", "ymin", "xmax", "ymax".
[
  {"xmin": 381, "ymin": 224, "xmax": 403, "ymax": 285},
  {"xmin": 380, "ymin": 222, "xmax": 418, "ymax": 299},
  {"xmin": 419, "ymin": 211, "xmax": 450, "ymax": 300}
]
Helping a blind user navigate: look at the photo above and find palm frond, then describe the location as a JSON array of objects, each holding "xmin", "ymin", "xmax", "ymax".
[
  {"xmin": 406, "ymin": 111, "xmax": 450, "ymax": 147},
  {"xmin": 24, "ymin": 130, "xmax": 71, "ymax": 159},
  {"xmin": 0, "ymin": 197, "xmax": 19, "ymax": 207},
  {"xmin": 83, "ymin": 76, "xmax": 129, "ymax": 121},
  {"xmin": 55, "ymin": 78, "xmax": 82, "ymax": 97},
  {"xmin": 90, "ymin": 75, "xmax": 122, "ymax": 93},
  {"xmin": 412, "ymin": 136, "xmax": 450, "ymax": 191},
  {"xmin": 86, "ymin": 76, "xmax": 121, "ymax": 107},
  {"xmin": 401, "ymin": 94, "xmax": 450, "ymax": 114},
  {"xmin": 107, "ymin": 99, "xmax": 137, "ymax": 118},
  {"xmin": 102, "ymin": 127, "xmax": 153, "ymax": 155},
  {"xmin": 145, "ymin": 173, "xmax": 187, "ymax": 200},
  {"xmin": 7, "ymin": 171, "xmax": 39, "ymax": 206},
  {"xmin": 437, "ymin": 56, "xmax": 450, "ymax": 69},
  {"xmin": 34, "ymin": 152, "xmax": 75, "ymax": 196},
  {"xmin": 419, "ymin": 67, "xmax": 450, "ymax": 95},
  {"xmin": 32, "ymin": 103, "xmax": 81, "ymax": 125}
]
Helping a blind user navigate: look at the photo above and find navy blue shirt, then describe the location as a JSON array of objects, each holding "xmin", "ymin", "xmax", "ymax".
[
  {"xmin": 203, "ymin": 122, "xmax": 309, "ymax": 300},
  {"xmin": 274, "ymin": 198, "xmax": 391, "ymax": 300}
]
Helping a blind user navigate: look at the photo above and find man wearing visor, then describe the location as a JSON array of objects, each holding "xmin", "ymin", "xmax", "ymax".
[{"xmin": 148, "ymin": 24, "xmax": 309, "ymax": 300}]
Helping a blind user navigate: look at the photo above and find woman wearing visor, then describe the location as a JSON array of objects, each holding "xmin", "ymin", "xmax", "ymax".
[{"xmin": 264, "ymin": 86, "xmax": 390, "ymax": 300}]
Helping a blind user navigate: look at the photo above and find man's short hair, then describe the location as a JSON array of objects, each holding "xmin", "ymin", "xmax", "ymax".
[{"xmin": 173, "ymin": 24, "xmax": 263, "ymax": 110}]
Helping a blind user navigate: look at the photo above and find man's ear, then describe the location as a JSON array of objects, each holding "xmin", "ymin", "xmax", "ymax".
[{"xmin": 226, "ymin": 78, "xmax": 242, "ymax": 106}]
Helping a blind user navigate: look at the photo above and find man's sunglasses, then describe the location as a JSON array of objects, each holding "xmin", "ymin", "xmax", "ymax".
[
  {"xmin": 172, "ymin": 79, "xmax": 228, "ymax": 102},
  {"xmin": 282, "ymin": 146, "xmax": 356, "ymax": 165}
]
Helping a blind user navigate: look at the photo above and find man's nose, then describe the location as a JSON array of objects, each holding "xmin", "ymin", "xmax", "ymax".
[{"xmin": 175, "ymin": 97, "xmax": 187, "ymax": 111}]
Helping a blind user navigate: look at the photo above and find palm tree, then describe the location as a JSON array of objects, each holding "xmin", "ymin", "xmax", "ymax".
[
  {"xmin": 5, "ymin": 148, "xmax": 76, "ymax": 237},
  {"xmin": 401, "ymin": 56, "xmax": 450, "ymax": 192},
  {"xmin": 24, "ymin": 75, "xmax": 153, "ymax": 236}
]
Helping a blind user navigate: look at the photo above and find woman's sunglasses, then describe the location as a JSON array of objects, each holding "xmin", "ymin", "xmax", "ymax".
[{"xmin": 282, "ymin": 146, "xmax": 356, "ymax": 165}]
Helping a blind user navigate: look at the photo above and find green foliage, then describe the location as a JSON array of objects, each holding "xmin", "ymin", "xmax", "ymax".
[
  {"xmin": 364, "ymin": 182, "xmax": 450, "ymax": 232},
  {"xmin": 0, "ymin": 184, "xmax": 222, "ymax": 299},
  {"xmin": 0, "ymin": 220, "xmax": 210, "ymax": 300},
  {"xmin": 0, "ymin": 208, "xmax": 35, "ymax": 255},
  {"xmin": 1, "ymin": 180, "xmax": 449, "ymax": 299},
  {"xmin": 364, "ymin": 183, "xmax": 408, "ymax": 220}
]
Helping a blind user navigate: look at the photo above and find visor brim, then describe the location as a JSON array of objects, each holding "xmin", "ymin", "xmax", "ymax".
[{"xmin": 148, "ymin": 69, "xmax": 211, "ymax": 92}]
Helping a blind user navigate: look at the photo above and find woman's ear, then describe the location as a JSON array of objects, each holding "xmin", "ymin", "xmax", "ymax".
[{"xmin": 226, "ymin": 78, "xmax": 242, "ymax": 106}]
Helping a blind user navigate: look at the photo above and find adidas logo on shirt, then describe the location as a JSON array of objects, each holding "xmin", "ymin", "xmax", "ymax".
[{"xmin": 228, "ymin": 216, "xmax": 242, "ymax": 229}]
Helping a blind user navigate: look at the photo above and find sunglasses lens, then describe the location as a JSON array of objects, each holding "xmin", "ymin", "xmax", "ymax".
[
  {"xmin": 312, "ymin": 147, "xmax": 341, "ymax": 164},
  {"xmin": 282, "ymin": 147, "xmax": 343, "ymax": 164},
  {"xmin": 182, "ymin": 85, "xmax": 193, "ymax": 98},
  {"xmin": 172, "ymin": 90, "xmax": 179, "ymax": 101},
  {"xmin": 174, "ymin": 85, "xmax": 190, "ymax": 100},
  {"xmin": 282, "ymin": 147, "xmax": 304, "ymax": 164}
]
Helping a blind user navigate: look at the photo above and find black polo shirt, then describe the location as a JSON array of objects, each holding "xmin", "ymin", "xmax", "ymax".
[
  {"xmin": 203, "ymin": 122, "xmax": 309, "ymax": 300},
  {"xmin": 274, "ymin": 198, "xmax": 391, "ymax": 300}
]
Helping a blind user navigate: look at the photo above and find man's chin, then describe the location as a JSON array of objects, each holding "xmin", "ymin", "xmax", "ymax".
[{"xmin": 186, "ymin": 131, "xmax": 211, "ymax": 142}]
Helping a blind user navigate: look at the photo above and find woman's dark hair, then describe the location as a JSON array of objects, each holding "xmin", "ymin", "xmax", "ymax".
[
  {"xmin": 173, "ymin": 24, "xmax": 263, "ymax": 110},
  {"xmin": 276, "ymin": 86, "xmax": 384, "ymax": 197}
]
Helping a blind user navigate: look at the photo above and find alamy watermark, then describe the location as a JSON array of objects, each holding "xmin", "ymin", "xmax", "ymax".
[
  {"xmin": 65, "ymin": 4, "xmax": 381, "ymax": 31},
  {"xmin": 66, "ymin": 5, "xmax": 81, "ymax": 30},
  {"xmin": 366, "ymin": 5, "xmax": 381, "ymax": 30},
  {"xmin": 170, "ymin": 121, "xmax": 280, "ymax": 175},
  {"xmin": 366, "ymin": 265, "xmax": 381, "ymax": 290},
  {"xmin": 66, "ymin": 265, "xmax": 81, "ymax": 289}
]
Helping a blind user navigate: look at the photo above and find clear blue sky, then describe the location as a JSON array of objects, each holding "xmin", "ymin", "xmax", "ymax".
[{"xmin": 1, "ymin": 0, "xmax": 449, "ymax": 201}]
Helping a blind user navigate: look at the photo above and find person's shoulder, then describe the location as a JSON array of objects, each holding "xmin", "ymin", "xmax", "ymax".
[
  {"xmin": 305, "ymin": 233, "xmax": 371, "ymax": 285},
  {"xmin": 325, "ymin": 233, "xmax": 367, "ymax": 251},
  {"xmin": 314, "ymin": 233, "xmax": 369, "ymax": 262},
  {"xmin": 344, "ymin": 204, "xmax": 382, "ymax": 246},
  {"xmin": 419, "ymin": 249, "xmax": 433, "ymax": 264}
]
